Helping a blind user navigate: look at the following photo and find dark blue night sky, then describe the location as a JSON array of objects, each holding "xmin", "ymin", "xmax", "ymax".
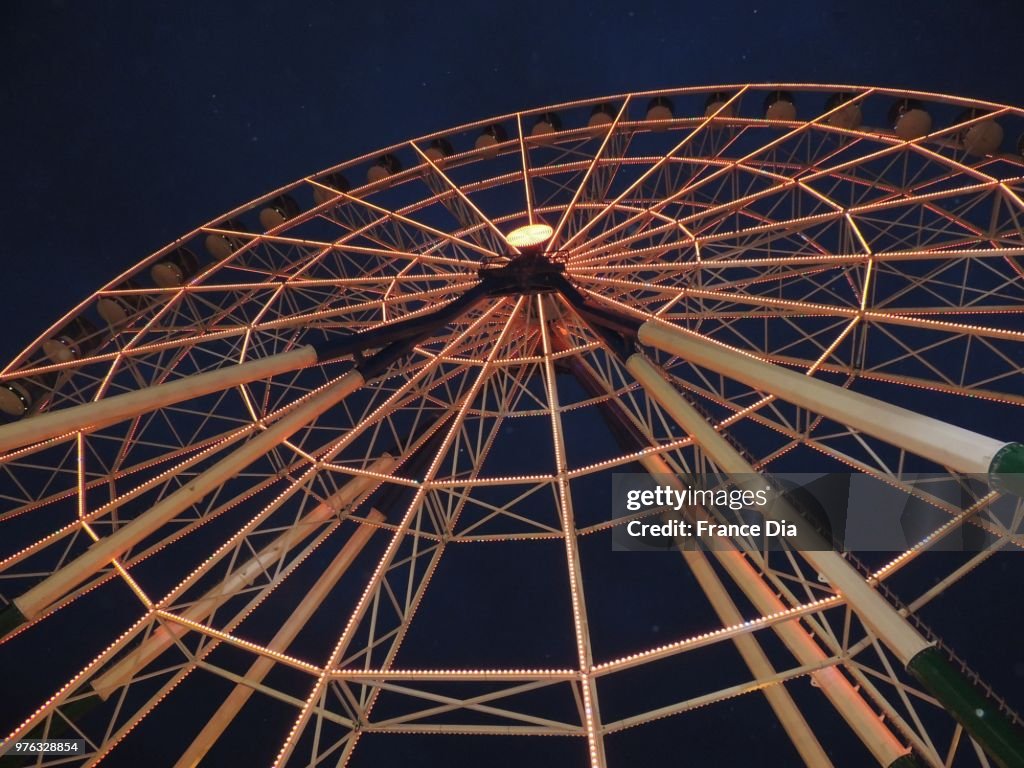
[
  {"xmin": 3, "ymin": 2, "xmax": 1024, "ymax": 766},
  {"xmin": 3, "ymin": 0, "xmax": 1023, "ymax": 359}
]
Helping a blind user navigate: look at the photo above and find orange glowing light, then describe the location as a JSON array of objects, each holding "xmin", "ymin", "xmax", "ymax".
[{"xmin": 505, "ymin": 223, "xmax": 553, "ymax": 250}]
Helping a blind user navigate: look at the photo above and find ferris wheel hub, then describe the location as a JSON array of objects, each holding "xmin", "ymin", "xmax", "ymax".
[{"xmin": 477, "ymin": 250, "xmax": 565, "ymax": 295}]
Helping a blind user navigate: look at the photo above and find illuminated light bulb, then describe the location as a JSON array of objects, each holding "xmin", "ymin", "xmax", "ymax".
[{"xmin": 505, "ymin": 223, "xmax": 554, "ymax": 251}]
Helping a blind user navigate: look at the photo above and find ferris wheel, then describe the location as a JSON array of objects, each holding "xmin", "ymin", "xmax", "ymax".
[{"xmin": 0, "ymin": 83, "xmax": 1023, "ymax": 767}]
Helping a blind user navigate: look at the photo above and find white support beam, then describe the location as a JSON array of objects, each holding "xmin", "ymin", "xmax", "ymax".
[
  {"xmin": 637, "ymin": 452, "xmax": 897, "ymax": 766},
  {"xmin": 12, "ymin": 369, "xmax": 365, "ymax": 621},
  {"xmin": 628, "ymin": 354, "xmax": 922, "ymax": 766},
  {"xmin": 0, "ymin": 346, "xmax": 318, "ymax": 454},
  {"xmin": 173, "ymin": 509, "xmax": 385, "ymax": 768},
  {"xmin": 628, "ymin": 353, "xmax": 931, "ymax": 665},
  {"xmin": 91, "ymin": 460, "xmax": 392, "ymax": 700},
  {"xmin": 637, "ymin": 321, "xmax": 1013, "ymax": 478}
]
